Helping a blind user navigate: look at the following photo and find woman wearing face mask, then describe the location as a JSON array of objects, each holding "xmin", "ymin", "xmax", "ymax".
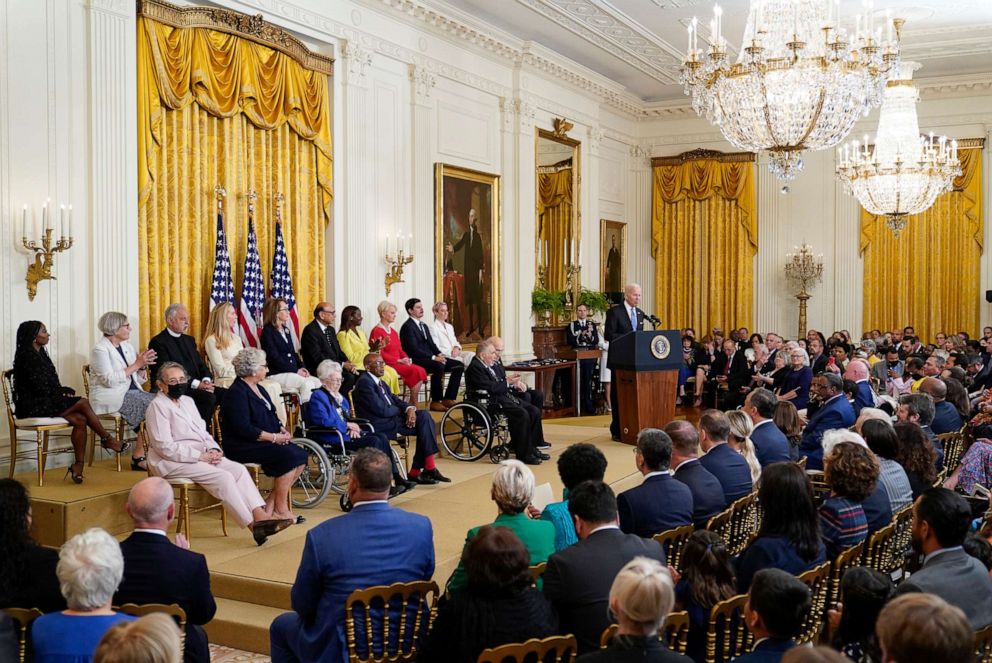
[{"xmin": 143, "ymin": 361, "xmax": 293, "ymax": 546}]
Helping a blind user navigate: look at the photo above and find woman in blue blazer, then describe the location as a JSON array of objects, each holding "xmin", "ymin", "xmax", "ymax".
[{"xmin": 306, "ymin": 361, "xmax": 415, "ymax": 493}]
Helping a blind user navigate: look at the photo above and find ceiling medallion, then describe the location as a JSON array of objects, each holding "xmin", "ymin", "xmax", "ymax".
[
  {"xmin": 836, "ymin": 61, "xmax": 961, "ymax": 236},
  {"xmin": 681, "ymin": 0, "xmax": 902, "ymax": 180}
]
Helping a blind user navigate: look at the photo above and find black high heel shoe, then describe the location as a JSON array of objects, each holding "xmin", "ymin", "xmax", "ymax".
[
  {"xmin": 131, "ymin": 456, "xmax": 147, "ymax": 472},
  {"xmin": 64, "ymin": 462, "xmax": 84, "ymax": 484},
  {"xmin": 100, "ymin": 436, "xmax": 131, "ymax": 454}
]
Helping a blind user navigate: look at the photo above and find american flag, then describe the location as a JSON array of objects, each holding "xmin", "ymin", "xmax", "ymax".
[
  {"xmin": 209, "ymin": 214, "xmax": 235, "ymax": 309},
  {"xmin": 270, "ymin": 221, "xmax": 301, "ymax": 349},
  {"xmin": 238, "ymin": 219, "xmax": 265, "ymax": 347}
]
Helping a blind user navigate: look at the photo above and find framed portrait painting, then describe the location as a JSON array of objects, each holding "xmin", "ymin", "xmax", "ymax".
[
  {"xmin": 434, "ymin": 163, "xmax": 501, "ymax": 345},
  {"xmin": 600, "ymin": 219, "xmax": 626, "ymax": 294}
]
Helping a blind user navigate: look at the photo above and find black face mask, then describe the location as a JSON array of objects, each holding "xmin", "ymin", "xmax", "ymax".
[{"xmin": 166, "ymin": 383, "xmax": 188, "ymax": 399}]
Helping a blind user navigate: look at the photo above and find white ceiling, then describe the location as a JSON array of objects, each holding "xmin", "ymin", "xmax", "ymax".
[{"xmin": 439, "ymin": 0, "xmax": 992, "ymax": 102}]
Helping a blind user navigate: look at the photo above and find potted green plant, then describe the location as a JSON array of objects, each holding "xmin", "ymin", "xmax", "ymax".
[
  {"xmin": 578, "ymin": 288, "xmax": 610, "ymax": 316},
  {"xmin": 532, "ymin": 288, "xmax": 565, "ymax": 327}
]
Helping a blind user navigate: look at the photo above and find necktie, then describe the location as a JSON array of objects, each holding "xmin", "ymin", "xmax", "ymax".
[
  {"xmin": 379, "ymin": 380, "xmax": 391, "ymax": 405},
  {"xmin": 629, "ymin": 307, "xmax": 637, "ymax": 331},
  {"xmin": 324, "ymin": 325, "xmax": 335, "ymax": 347},
  {"xmin": 421, "ymin": 322, "xmax": 429, "ymax": 340},
  {"xmin": 724, "ymin": 354, "xmax": 732, "ymax": 376}
]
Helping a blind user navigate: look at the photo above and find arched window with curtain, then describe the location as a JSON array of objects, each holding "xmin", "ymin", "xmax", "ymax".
[
  {"xmin": 861, "ymin": 140, "xmax": 984, "ymax": 342},
  {"xmin": 652, "ymin": 150, "xmax": 757, "ymax": 333},
  {"xmin": 136, "ymin": 1, "xmax": 333, "ymax": 346}
]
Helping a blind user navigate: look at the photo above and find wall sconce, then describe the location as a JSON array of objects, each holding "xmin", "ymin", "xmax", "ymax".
[
  {"xmin": 21, "ymin": 199, "xmax": 74, "ymax": 301},
  {"xmin": 384, "ymin": 233, "xmax": 413, "ymax": 296}
]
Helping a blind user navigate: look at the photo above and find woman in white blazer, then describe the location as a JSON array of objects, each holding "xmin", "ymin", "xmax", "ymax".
[
  {"xmin": 88, "ymin": 311, "xmax": 157, "ymax": 470},
  {"xmin": 428, "ymin": 300, "xmax": 475, "ymax": 366}
]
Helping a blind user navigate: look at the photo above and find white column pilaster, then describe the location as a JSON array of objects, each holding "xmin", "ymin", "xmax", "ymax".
[
  {"xmin": 627, "ymin": 143, "xmax": 653, "ymax": 314},
  {"xmin": 584, "ymin": 126, "xmax": 602, "ymax": 291},
  {"xmin": 409, "ymin": 64, "xmax": 436, "ymax": 299},
  {"xmin": 510, "ymin": 96, "xmax": 537, "ymax": 357}
]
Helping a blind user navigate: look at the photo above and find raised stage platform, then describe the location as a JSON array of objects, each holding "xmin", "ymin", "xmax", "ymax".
[{"xmin": 20, "ymin": 415, "xmax": 662, "ymax": 655}]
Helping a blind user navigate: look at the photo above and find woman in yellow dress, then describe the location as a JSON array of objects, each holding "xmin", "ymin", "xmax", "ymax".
[{"xmin": 337, "ymin": 305, "xmax": 401, "ymax": 393}]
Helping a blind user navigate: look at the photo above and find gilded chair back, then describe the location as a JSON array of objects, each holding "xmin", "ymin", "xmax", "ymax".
[
  {"xmin": 863, "ymin": 520, "xmax": 898, "ymax": 575},
  {"xmin": 705, "ymin": 594, "xmax": 751, "ymax": 663},
  {"xmin": 975, "ymin": 623, "xmax": 992, "ymax": 663},
  {"xmin": 2, "ymin": 368, "xmax": 74, "ymax": 485},
  {"xmin": 345, "ymin": 580, "xmax": 439, "ymax": 663},
  {"xmin": 828, "ymin": 541, "xmax": 866, "ymax": 606},
  {"xmin": 728, "ymin": 493, "xmax": 759, "ymax": 556},
  {"xmin": 807, "ymin": 470, "xmax": 832, "ymax": 504},
  {"xmin": 597, "ymin": 611, "xmax": 690, "ymax": 654},
  {"xmin": 795, "ymin": 561, "xmax": 831, "ymax": 644},
  {"xmin": 116, "ymin": 603, "xmax": 187, "ymax": 658},
  {"xmin": 477, "ymin": 634, "xmax": 577, "ymax": 663},
  {"xmin": 938, "ymin": 430, "xmax": 966, "ymax": 472},
  {"xmin": 653, "ymin": 523, "xmax": 695, "ymax": 573},
  {"xmin": 705, "ymin": 504, "xmax": 734, "ymax": 548},
  {"xmin": 796, "ymin": 456, "xmax": 807, "ymax": 470},
  {"xmin": 528, "ymin": 562, "xmax": 547, "ymax": 587},
  {"xmin": 3, "ymin": 607, "xmax": 43, "ymax": 663}
]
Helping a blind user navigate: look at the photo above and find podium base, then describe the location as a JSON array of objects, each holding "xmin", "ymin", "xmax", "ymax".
[{"xmin": 615, "ymin": 370, "xmax": 678, "ymax": 445}]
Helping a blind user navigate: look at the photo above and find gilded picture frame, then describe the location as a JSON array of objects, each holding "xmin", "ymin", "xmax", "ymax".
[
  {"xmin": 600, "ymin": 219, "xmax": 627, "ymax": 294},
  {"xmin": 435, "ymin": 163, "xmax": 501, "ymax": 346}
]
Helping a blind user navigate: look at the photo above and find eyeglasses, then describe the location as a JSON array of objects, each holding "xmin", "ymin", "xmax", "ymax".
[
  {"xmin": 163, "ymin": 378, "xmax": 188, "ymax": 385},
  {"xmin": 278, "ymin": 307, "xmax": 290, "ymax": 312}
]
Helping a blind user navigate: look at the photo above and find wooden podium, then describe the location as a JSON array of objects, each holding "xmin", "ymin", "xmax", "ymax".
[{"xmin": 608, "ymin": 329, "xmax": 682, "ymax": 445}]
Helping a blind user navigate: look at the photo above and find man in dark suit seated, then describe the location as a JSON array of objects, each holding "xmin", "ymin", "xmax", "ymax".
[
  {"xmin": 269, "ymin": 449, "xmax": 435, "ymax": 663},
  {"xmin": 844, "ymin": 359, "xmax": 875, "ymax": 416},
  {"xmin": 148, "ymin": 303, "xmax": 222, "ymax": 425},
  {"xmin": 566, "ymin": 303, "xmax": 600, "ymax": 415},
  {"xmin": 300, "ymin": 302, "xmax": 357, "ymax": 397},
  {"xmin": 542, "ymin": 480, "xmax": 666, "ymax": 655},
  {"xmin": 895, "ymin": 488, "xmax": 992, "ymax": 629},
  {"xmin": 709, "ymin": 338, "xmax": 751, "ymax": 410},
  {"xmin": 465, "ymin": 340, "xmax": 548, "ymax": 465},
  {"xmin": 399, "ymin": 298, "xmax": 463, "ymax": 412},
  {"xmin": 698, "ymin": 409, "xmax": 753, "ymax": 503},
  {"xmin": 920, "ymin": 377, "xmax": 963, "ymax": 435},
  {"xmin": 114, "ymin": 477, "xmax": 216, "ymax": 663},
  {"xmin": 617, "ymin": 428, "xmax": 693, "ymax": 538},
  {"xmin": 604, "ymin": 283, "xmax": 644, "ymax": 441},
  {"xmin": 490, "ymin": 337, "xmax": 549, "ymax": 450},
  {"xmin": 351, "ymin": 353, "xmax": 448, "ymax": 485},
  {"xmin": 897, "ymin": 392, "xmax": 943, "ymax": 469},
  {"xmin": 666, "ymin": 420, "xmax": 726, "ymax": 528},
  {"xmin": 734, "ymin": 569, "xmax": 810, "ymax": 663},
  {"xmin": 799, "ymin": 373, "xmax": 856, "ymax": 470},
  {"xmin": 743, "ymin": 388, "xmax": 792, "ymax": 466}
]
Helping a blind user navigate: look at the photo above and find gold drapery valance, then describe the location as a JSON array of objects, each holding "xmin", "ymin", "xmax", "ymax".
[
  {"xmin": 652, "ymin": 153, "xmax": 757, "ymax": 333},
  {"xmin": 538, "ymin": 167, "xmax": 574, "ymax": 290},
  {"xmin": 861, "ymin": 141, "xmax": 984, "ymax": 342},
  {"xmin": 137, "ymin": 14, "xmax": 333, "ymax": 217}
]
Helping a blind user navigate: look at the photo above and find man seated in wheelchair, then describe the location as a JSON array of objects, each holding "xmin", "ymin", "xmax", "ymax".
[
  {"xmin": 465, "ymin": 339, "xmax": 550, "ymax": 466},
  {"xmin": 304, "ymin": 360, "xmax": 418, "ymax": 496}
]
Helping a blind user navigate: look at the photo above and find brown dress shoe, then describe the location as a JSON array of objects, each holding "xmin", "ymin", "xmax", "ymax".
[
  {"xmin": 429, "ymin": 402, "xmax": 448, "ymax": 412},
  {"xmin": 252, "ymin": 518, "xmax": 294, "ymax": 546},
  {"xmin": 441, "ymin": 399, "xmax": 457, "ymax": 408}
]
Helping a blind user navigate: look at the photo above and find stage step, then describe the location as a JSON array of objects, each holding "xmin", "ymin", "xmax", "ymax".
[
  {"xmin": 211, "ymin": 571, "xmax": 291, "ymax": 611},
  {"xmin": 205, "ymin": 597, "xmax": 282, "ymax": 656}
]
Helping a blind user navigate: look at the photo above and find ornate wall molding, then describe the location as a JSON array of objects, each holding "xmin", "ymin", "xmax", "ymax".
[
  {"xmin": 652, "ymin": 148, "xmax": 755, "ymax": 165},
  {"xmin": 136, "ymin": 0, "xmax": 334, "ymax": 73},
  {"xmin": 341, "ymin": 41, "xmax": 372, "ymax": 85},
  {"xmin": 409, "ymin": 64, "xmax": 436, "ymax": 104}
]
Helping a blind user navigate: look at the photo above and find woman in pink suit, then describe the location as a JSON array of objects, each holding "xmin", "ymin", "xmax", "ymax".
[{"xmin": 369, "ymin": 300, "xmax": 425, "ymax": 402}]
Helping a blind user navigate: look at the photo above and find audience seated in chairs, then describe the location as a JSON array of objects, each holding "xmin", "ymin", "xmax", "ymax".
[
  {"xmin": 892, "ymin": 421, "xmax": 938, "ymax": 499},
  {"xmin": 860, "ymin": 419, "xmax": 914, "ymax": 513},
  {"xmin": 259, "ymin": 298, "xmax": 321, "ymax": 404},
  {"xmin": 88, "ymin": 311, "xmax": 157, "ymax": 472},
  {"xmin": 743, "ymin": 389, "xmax": 792, "ymax": 467},
  {"xmin": 844, "ymin": 359, "xmax": 876, "ymax": 416},
  {"xmin": 93, "ymin": 613, "xmax": 182, "ymax": 663},
  {"xmin": 202, "ymin": 303, "xmax": 286, "ymax": 426},
  {"xmin": 0, "ymin": 478, "xmax": 65, "ymax": 613},
  {"xmin": 726, "ymin": 410, "xmax": 762, "ymax": 484},
  {"xmin": 771, "ymin": 401, "xmax": 802, "ymax": 461},
  {"xmin": 672, "ymin": 530, "xmax": 736, "ymax": 663},
  {"xmin": 734, "ymin": 569, "xmax": 811, "ymax": 663},
  {"xmin": 145, "ymin": 361, "xmax": 293, "ymax": 545},
  {"xmin": 799, "ymin": 373, "xmax": 856, "ymax": 470},
  {"xmin": 369, "ymin": 300, "xmax": 426, "ymax": 403},
  {"xmin": 735, "ymin": 463, "xmax": 826, "ymax": 594},
  {"xmin": 12, "ymin": 320, "xmax": 127, "ymax": 484},
  {"xmin": 447, "ymin": 459, "xmax": 554, "ymax": 593},
  {"xmin": 542, "ymin": 480, "xmax": 666, "ymax": 655},
  {"xmin": 148, "ymin": 304, "xmax": 222, "ymax": 427},
  {"xmin": 300, "ymin": 302, "xmax": 358, "ymax": 397},
  {"xmin": 897, "ymin": 392, "xmax": 943, "ymax": 468},
  {"xmin": 876, "ymin": 593, "xmax": 975, "ymax": 663},
  {"xmin": 576, "ymin": 556, "xmax": 690, "ymax": 663},
  {"xmin": 306, "ymin": 360, "xmax": 416, "ymax": 494},
  {"xmin": 31, "ymin": 528, "xmax": 137, "ymax": 662},
  {"xmin": 894, "ymin": 487, "xmax": 992, "ymax": 629},
  {"xmin": 352, "ymin": 352, "xmax": 447, "ymax": 485},
  {"xmin": 665, "ymin": 420, "xmax": 726, "ymax": 529},
  {"xmin": 400, "ymin": 298, "xmax": 463, "ymax": 412},
  {"xmin": 824, "ymin": 566, "xmax": 892, "ymax": 662},
  {"xmin": 418, "ymin": 526, "xmax": 556, "ymax": 663},
  {"xmin": 336, "ymin": 305, "xmax": 403, "ymax": 393},
  {"xmin": 616, "ymin": 428, "xmax": 693, "ymax": 539},
  {"xmin": 113, "ymin": 477, "xmax": 216, "ymax": 663},
  {"xmin": 465, "ymin": 340, "xmax": 548, "ymax": 465},
  {"xmin": 776, "ymin": 349, "xmax": 813, "ymax": 411},
  {"xmin": 818, "ymin": 438, "xmax": 874, "ymax": 557},
  {"xmin": 269, "ymin": 448, "xmax": 435, "ymax": 663},
  {"xmin": 536, "ymin": 443, "xmax": 608, "ymax": 552},
  {"xmin": 698, "ymin": 410, "xmax": 753, "ymax": 504},
  {"xmin": 709, "ymin": 339, "xmax": 751, "ymax": 410}
]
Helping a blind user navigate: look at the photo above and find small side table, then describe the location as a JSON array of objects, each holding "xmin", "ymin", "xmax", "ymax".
[{"xmin": 506, "ymin": 360, "xmax": 577, "ymax": 419}]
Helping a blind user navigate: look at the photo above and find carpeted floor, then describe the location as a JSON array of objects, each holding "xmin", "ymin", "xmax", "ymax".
[{"xmin": 209, "ymin": 644, "xmax": 271, "ymax": 662}]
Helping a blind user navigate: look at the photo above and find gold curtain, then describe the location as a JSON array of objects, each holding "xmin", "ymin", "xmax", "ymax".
[
  {"xmin": 537, "ymin": 166, "xmax": 573, "ymax": 290},
  {"xmin": 652, "ymin": 156, "xmax": 757, "ymax": 333},
  {"xmin": 861, "ymin": 145, "xmax": 983, "ymax": 342},
  {"xmin": 136, "ymin": 15, "xmax": 332, "ymax": 346}
]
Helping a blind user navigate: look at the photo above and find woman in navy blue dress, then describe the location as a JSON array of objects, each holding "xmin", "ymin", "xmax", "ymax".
[{"xmin": 220, "ymin": 348, "xmax": 306, "ymax": 523}]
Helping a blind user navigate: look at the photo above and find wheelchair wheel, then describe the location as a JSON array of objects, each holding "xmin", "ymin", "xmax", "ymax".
[
  {"xmin": 489, "ymin": 444, "xmax": 510, "ymax": 464},
  {"xmin": 440, "ymin": 402, "xmax": 492, "ymax": 461},
  {"xmin": 290, "ymin": 438, "xmax": 332, "ymax": 508},
  {"xmin": 326, "ymin": 453, "xmax": 352, "ymax": 495},
  {"xmin": 339, "ymin": 493, "xmax": 353, "ymax": 512}
]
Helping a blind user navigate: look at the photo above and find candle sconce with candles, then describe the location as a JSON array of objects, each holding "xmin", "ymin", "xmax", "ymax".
[
  {"xmin": 384, "ymin": 233, "xmax": 414, "ymax": 296},
  {"xmin": 21, "ymin": 200, "xmax": 74, "ymax": 301},
  {"xmin": 784, "ymin": 243, "xmax": 824, "ymax": 340}
]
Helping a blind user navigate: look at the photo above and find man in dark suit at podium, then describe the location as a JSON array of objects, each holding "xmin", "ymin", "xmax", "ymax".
[
  {"xmin": 148, "ymin": 303, "xmax": 221, "ymax": 426},
  {"xmin": 300, "ymin": 302, "xmax": 357, "ymax": 397},
  {"xmin": 604, "ymin": 283, "xmax": 645, "ymax": 441}
]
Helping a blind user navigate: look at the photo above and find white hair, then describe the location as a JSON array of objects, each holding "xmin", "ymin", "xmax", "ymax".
[
  {"xmin": 822, "ymin": 429, "xmax": 869, "ymax": 458},
  {"xmin": 97, "ymin": 311, "xmax": 129, "ymax": 337},
  {"xmin": 491, "ymin": 459, "xmax": 535, "ymax": 512},
  {"xmin": 316, "ymin": 360, "xmax": 343, "ymax": 380},
  {"xmin": 232, "ymin": 347, "xmax": 267, "ymax": 378},
  {"xmin": 57, "ymin": 528, "xmax": 125, "ymax": 611},
  {"xmin": 163, "ymin": 303, "xmax": 186, "ymax": 322}
]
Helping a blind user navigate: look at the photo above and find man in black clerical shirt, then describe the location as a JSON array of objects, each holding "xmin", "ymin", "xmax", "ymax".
[{"xmin": 148, "ymin": 303, "xmax": 221, "ymax": 425}]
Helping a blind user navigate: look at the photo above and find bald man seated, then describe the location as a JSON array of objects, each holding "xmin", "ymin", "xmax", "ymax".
[
  {"xmin": 843, "ymin": 359, "xmax": 875, "ymax": 416},
  {"xmin": 919, "ymin": 377, "xmax": 963, "ymax": 435}
]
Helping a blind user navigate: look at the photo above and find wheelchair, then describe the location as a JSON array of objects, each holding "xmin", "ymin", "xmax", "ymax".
[{"xmin": 439, "ymin": 390, "xmax": 513, "ymax": 463}]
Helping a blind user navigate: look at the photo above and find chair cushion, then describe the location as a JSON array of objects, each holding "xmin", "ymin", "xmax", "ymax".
[
  {"xmin": 167, "ymin": 477, "xmax": 195, "ymax": 485},
  {"xmin": 15, "ymin": 417, "xmax": 70, "ymax": 427}
]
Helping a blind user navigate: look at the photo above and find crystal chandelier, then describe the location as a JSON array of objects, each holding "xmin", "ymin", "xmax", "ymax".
[
  {"xmin": 836, "ymin": 62, "xmax": 961, "ymax": 235},
  {"xmin": 681, "ymin": 0, "xmax": 901, "ymax": 180}
]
